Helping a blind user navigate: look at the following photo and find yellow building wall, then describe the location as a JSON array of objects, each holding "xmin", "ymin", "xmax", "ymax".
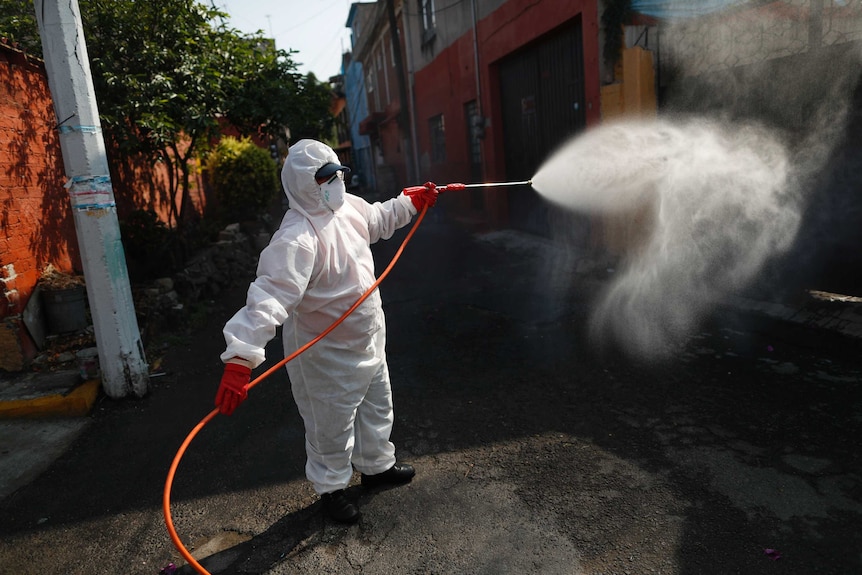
[
  {"xmin": 595, "ymin": 45, "xmax": 657, "ymax": 257},
  {"xmin": 622, "ymin": 46, "xmax": 657, "ymax": 118},
  {"xmin": 600, "ymin": 83, "xmax": 625, "ymax": 121}
]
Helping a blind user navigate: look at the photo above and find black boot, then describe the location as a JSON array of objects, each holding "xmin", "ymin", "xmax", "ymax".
[
  {"xmin": 320, "ymin": 489, "xmax": 360, "ymax": 523},
  {"xmin": 361, "ymin": 463, "xmax": 415, "ymax": 488}
]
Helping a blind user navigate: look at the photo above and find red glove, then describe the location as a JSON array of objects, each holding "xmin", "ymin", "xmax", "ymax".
[
  {"xmin": 215, "ymin": 363, "xmax": 251, "ymax": 415},
  {"xmin": 403, "ymin": 181, "xmax": 438, "ymax": 211}
]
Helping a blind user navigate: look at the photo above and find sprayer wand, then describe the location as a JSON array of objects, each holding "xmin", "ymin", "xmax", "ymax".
[
  {"xmin": 403, "ymin": 180, "xmax": 533, "ymax": 194},
  {"xmin": 459, "ymin": 180, "xmax": 533, "ymax": 189}
]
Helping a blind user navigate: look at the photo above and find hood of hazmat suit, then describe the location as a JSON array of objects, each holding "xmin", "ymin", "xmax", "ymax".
[{"xmin": 281, "ymin": 139, "xmax": 346, "ymax": 218}]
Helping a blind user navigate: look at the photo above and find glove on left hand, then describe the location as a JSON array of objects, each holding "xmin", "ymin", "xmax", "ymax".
[
  {"xmin": 215, "ymin": 363, "xmax": 251, "ymax": 415},
  {"xmin": 403, "ymin": 182, "xmax": 438, "ymax": 211}
]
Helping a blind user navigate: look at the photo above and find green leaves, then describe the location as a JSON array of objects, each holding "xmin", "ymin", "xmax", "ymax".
[
  {"xmin": 0, "ymin": 0, "xmax": 41, "ymax": 55},
  {"xmin": 205, "ymin": 136, "xmax": 278, "ymax": 223},
  {"xmin": 4, "ymin": 0, "xmax": 334, "ymax": 229},
  {"xmin": 82, "ymin": 0, "xmax": 230, "ymax": 151},
  {"xmin": 2, "ymin": 0, "xmax": 334, "ymax": 149}
]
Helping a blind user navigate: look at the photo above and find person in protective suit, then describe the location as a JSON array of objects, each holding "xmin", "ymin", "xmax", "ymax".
[{"xmin": 215, "ymin": 139, "xmax": 438, "ymax": 523}]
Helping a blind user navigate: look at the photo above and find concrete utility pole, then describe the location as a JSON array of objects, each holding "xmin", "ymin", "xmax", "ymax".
[{"xmin": 34, "ymin": 0, "xmax": 149, "ymax": 398}]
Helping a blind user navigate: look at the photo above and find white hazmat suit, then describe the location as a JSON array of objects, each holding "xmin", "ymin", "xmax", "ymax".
[{"xmin": 220, "ymin": 139, "xmax": 420, "ymax": 495}]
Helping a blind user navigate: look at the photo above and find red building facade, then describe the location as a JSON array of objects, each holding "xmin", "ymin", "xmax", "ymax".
[
  {"xmin": 347, "ymin": 0, "xmax": 601, "ymax": 229},
  {"xmin": 410, "ymin": 0, "xmax": 600, "ymax": 229}
]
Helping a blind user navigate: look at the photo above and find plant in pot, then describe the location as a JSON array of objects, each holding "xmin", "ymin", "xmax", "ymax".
[{"xmin": 38, "ymin": 264, "xmax": 88, "ymax": 335}]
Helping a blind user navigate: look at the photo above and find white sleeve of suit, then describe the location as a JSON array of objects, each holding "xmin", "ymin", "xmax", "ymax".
[
  {"xmin": 221, "ymin": 235, "xmax": 315, "ymax": 368},
  {"xmin": 362, "ymin": 193, "xmax": 417, "ymax": 244}
]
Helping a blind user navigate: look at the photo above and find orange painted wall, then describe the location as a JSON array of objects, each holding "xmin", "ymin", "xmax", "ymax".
[
  {"xmin": 0, "ymin": 45, "xmax": 77, "ymax": 318},
  {"xmin": 0, "ymin": 43, "xmax": 203, "ymax": 368}
]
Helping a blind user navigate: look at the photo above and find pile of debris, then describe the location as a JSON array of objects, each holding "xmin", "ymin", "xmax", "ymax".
[
  {"xmin": 25, "ymin": 223, "xmax": 269, "ymax": 372},
  {"xmin": 29, "ymin": 328, "xmax": 96, "ymax": 373},
  {"xmin": 133, "ymin": 222, "xmax": 266, "ymax": 342},
  {"xmin": 39, "ymin": 264, "xmax": 86, "ymax": 290},
  {"xmin": 173, "ymin": 222, "xmax": 263, "ymax": 300}
]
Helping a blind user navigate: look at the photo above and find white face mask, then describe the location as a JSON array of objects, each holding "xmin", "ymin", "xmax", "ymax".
[{"xmin": 319, "ymin": 173, "xmax": 346, "ymax": 211}]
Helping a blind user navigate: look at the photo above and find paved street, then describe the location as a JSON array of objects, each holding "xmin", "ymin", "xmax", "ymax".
[{"xmin": 0, "ymin": 216, "xmax": 860, "ymax": 575}]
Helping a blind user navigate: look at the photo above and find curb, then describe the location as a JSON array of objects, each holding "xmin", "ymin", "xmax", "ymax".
[
  {"xmin": 726, "ymin": 291, "xmax": 862, "ymax": 342},
  {"xmin": 0, "ymin": 378, "xmax": 100, "ymax": 419}
]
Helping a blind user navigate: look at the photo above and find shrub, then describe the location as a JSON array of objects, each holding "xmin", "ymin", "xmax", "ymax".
[
  {"xmin": 120, "ymin": 209, "xmax": 180, "ymax": 281},
  {"xmin": 205, "ymin": 136, "xmax": 279, "ymax": 223}
]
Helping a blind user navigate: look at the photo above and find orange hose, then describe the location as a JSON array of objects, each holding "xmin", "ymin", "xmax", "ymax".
[{"xmin": 163, "ymin": 206, "xmax": 428, "ymax": 574}]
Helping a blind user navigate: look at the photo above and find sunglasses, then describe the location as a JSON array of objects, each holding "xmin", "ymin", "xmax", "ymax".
[{"xmin": 325, "ymin": 172, "xmax": 343, "ymax": 184}]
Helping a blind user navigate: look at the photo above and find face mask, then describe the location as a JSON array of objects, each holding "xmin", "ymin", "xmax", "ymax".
[{"xmin": 319, "ymin": 174, "xmax": 346, "ymax": 211}]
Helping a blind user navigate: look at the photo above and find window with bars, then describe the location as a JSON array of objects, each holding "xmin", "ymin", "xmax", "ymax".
[
  {"xmin": 366, "ymin": 69, "xmax": 379, "ymax": 112},
  {"xmin": 465, "ymin": 101, "xmax": 484, "ymax": 209},
  {"xmin": 464, "ymin": 100, "xmax": 482, "ymax": 180},
  {"xmin": 429, "ymin": 114, "xmax": 445, "ymax": 163},
  {"xmin": 419, "ymin": 0, "xmax": 436, "ymax": 44}
]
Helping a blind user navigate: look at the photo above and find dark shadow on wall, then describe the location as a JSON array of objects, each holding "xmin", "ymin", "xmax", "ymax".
[
  {"xmin": 0, "ymin": 48, "xmax": 79, "ymax": 274},
  {"xmin": 788, "ymin": 74, "xmax": 862, "ymax": 295},
  {"xmin": 661, "ymin": 42, "xmax": 862, "ymax": 297},
  {"xmin": 2, "ymin": 44, "xmax": 207, "ymax": 289},
  {"xmin": 111, "ymin": 147, "xmax": 169, "ymax": 216}
]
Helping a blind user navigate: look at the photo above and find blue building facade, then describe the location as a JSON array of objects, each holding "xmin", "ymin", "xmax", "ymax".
[
  {"xmin": 344, "ymin": 3, "xmax": 376, "ymax": 193},
  {"xmin": 342, "ymin": 56, "xmax": 375, "ymax": 192}
]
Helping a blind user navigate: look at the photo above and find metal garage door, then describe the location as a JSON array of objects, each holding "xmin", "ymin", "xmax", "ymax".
[{"xmin": 500, "ymin": 18, "xmax": 587, "ymax": 237}]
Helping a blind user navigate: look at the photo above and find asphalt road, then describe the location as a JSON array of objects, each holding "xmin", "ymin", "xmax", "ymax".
[{"xmin": 0, "ymin": 217, "xmax": 860, "ymax": 575}]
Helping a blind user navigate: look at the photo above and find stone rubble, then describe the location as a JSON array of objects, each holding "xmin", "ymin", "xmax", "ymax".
[
  {"xmin": 27, "ymin": 223, "xmax": 267, "ymax": 373},
  {"xmin": 133, "ymin": 223, "xmax": 264, "ymax": 342}
]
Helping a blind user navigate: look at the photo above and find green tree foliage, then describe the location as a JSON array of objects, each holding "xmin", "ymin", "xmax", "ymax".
[
  {"xmin": 1, "ymin": 0, "xmax": 333, "ymax": 229},
  {"xmin": 221, "ymin": 40, "xmax": 333, "ymax": 144},
  {"xmin": 205, "ymin": 136, "xmax": 278, "ymax": 223},
  {"xmin": 288, "ymin": 72, "xmax": 337, "ymax": 143},
  {"xmin": 82, "ymin": 0, "xmax": 293, "ymax": 229},
  {"xmin": 601, "ymin": 0, "xmax": 633, "ymax": 70},
  {"xmin": 0, "ymin": 0, "xmax": 40, "ymax": 53}
]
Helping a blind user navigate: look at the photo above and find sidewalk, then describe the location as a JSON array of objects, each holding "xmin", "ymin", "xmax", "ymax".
[
  {"xmin": 726, "ymin": 289, "xmax": 862, "ymax": 341},
  {"xmin": 0, "ymin": 368, "xmax": 101, "ymax": 500}
]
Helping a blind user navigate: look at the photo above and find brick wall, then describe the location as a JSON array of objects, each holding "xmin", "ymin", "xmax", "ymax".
[
  {"xmin": 0, "ymin": 44, "xmax": 77, "ymax": 304},
  {"xmin": 0, "ymin": 44, "xmax": 77, "ymax": 370},
  {"xmin": 0, "ymin": 42, "xmax": 208, "ymax": 370}
]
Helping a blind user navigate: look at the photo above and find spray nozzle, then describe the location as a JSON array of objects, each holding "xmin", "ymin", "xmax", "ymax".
[{"xmin": 440, "ymin": 183, "xmax": 466, "ymax": 192}]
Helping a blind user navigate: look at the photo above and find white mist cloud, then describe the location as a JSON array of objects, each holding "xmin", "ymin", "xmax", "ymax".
[
  {"xmin": 533, "ymin": 118, "xmax": 799, "ymax": 359},
  {"xmin": 530, "ymin": 3, "xmax": 862, "ymax": 359}
]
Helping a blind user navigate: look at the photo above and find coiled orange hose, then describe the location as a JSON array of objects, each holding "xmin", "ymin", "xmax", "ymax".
[{"xmin": 163, "ymin": 206, "xmax": 429, "ymax": 574}]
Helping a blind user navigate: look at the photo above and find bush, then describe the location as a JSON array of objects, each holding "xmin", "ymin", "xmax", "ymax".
[
  {"xmin": 206, "ymin": 136, "xmax": 279, "ymax": 223},
  {"xmin": 120, "ymin": 209, "xmax": 180, "ymax": 281}
]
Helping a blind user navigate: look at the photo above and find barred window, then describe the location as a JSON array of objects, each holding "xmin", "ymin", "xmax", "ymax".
[
  {"xmin": 429, "ymin": 114, "xmax": 445, "ymax": 163},
  {"xmin": 420, "ymin": 0, "xmax": 435, "ymax": 29},
  {"xmin": 464, "ymin": 100, "xmax": 482, "ymax": 182},
  {"xmin": 419, "ymin": 0, "xmax": 436, "ymax": 43}
]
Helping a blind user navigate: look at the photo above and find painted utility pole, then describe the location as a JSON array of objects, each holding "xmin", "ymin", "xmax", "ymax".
[{"xmin": 34, "ymin": 0, "xmax": 149, "ymax": 398}]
